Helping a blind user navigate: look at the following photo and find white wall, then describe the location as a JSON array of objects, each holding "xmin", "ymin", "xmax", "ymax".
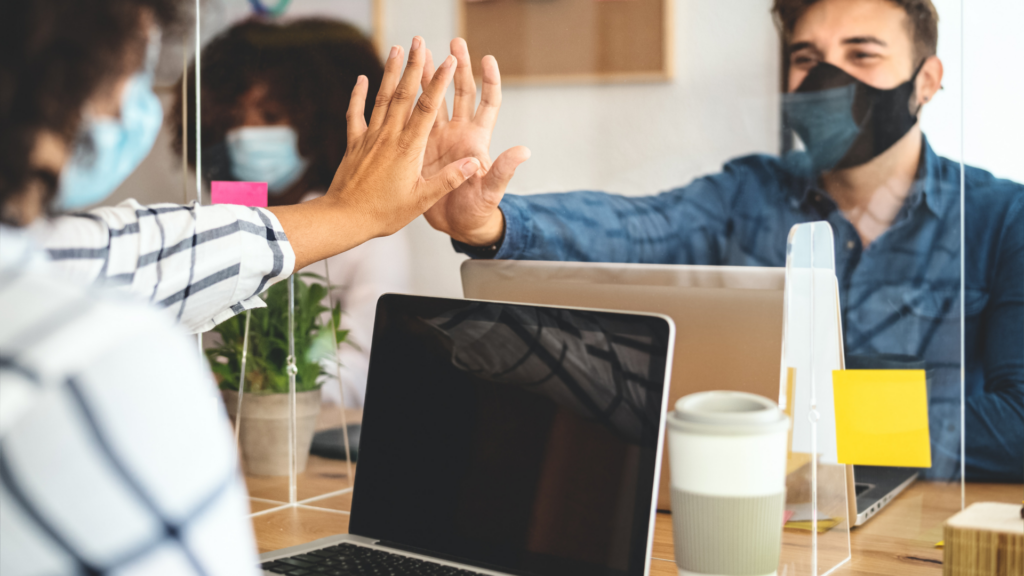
[
  {"xmin": 104, "ymin": 0, "xmax": 1023, "ymax": 299},
  {"xmin": 945, "ymin": 0, "xmax": 1024, "ymax": 183}
]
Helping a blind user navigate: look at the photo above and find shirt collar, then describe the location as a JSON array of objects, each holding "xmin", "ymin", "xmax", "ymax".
[
  {"xmin": 787, "ymin": 136, "xmax": 951, "ymax": 218},
  {"xmin": 0, "ymin": 224, "xmax": 49, "ymax": 278}
]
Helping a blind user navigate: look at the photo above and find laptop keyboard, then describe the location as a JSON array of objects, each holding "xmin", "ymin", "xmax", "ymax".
[{"xmin": 261, "ymin": 542, "xmax": 487, "ymax": 575}]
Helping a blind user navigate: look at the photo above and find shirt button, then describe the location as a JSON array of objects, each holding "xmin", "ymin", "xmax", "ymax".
[{"xmin": 846, "ymin": 240, "xmax": 856, "ymax": 250}]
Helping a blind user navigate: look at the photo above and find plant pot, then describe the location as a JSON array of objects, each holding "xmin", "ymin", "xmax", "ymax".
[{"xmin": 222, "ymin": 388, "xmax": 322, "ymax": 476}]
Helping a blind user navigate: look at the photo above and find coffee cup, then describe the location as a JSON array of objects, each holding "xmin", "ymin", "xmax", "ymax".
[{"xmin": 667, "ymin": 391, "xmax": 790, "ymax": 576}]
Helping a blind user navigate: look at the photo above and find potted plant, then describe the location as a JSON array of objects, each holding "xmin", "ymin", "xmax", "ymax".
[{"xmin": 207, "ymin": 273, "xmax": 347, "ymax": 476}]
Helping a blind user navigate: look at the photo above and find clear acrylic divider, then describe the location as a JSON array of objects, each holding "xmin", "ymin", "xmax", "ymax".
[
  {"xmin": 780, "ymin": 222, "xmax": 852, "ymax": 575},
  {"xmin": 205, "ymin": 271, "xmax": 354, "ymax": 517},
  {"xmin": 190, "ymin": 3, "xmax": 367, "ymax": 519},
  {"xmin": 294, "ymin": 263, "xmax": 357, "ymax": 515},
  {"xmin": 848, "ymin": 0, "xmax": 966, "ymax": 558},
  {"xmin": 960, "ymin": 0, "xmax": 1024, "ymax": 559}
]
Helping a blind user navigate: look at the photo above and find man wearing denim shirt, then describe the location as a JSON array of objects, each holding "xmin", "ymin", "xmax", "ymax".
[{"xmin": 426, "ymin": 0, "xmax": 1022, "ymax": 481}]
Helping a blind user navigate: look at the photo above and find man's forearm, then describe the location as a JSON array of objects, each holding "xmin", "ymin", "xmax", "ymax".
[
  {"xmin": 455, "ymin": 191, "xmax": 707, "ymax": 265},
  {"xmin": 964, "ymin": 388, "xmax": 1024, "ymax": 482}
]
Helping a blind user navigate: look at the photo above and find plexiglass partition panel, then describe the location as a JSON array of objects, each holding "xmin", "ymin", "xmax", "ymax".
[
  {"xmin": 192, "ymin": 0, "xmax": 377, "ymax": 518},
  {"xmin": 204, "ymin": 271, "xmax": 355, "ymax": 512},
  {"xmin": 960, "ymin": 0, "xmax": 1024, "ymax": 538},
  {"xmin": 781, "ymin": 222, "xmax": 851, "ymax": 575},
  {"xmin": 785, "ymin": 0, "xmax": 967, "ymax": 564},
  {"xmin": 814, "ymin": 0, "xmax": 968, "ymax": 562}
]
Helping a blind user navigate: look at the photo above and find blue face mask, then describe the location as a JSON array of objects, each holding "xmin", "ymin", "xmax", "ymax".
[
  {"xmin": 225, "ymin": 126, "xmax": 309, "ymax": 195},
  {"xmin": 57, "ymin": 73, "xmax": 164, "ymax": 210}
]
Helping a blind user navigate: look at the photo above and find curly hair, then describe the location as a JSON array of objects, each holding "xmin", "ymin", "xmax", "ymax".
[
  {"xmin": 772, "ymin": 0, "xmax": 939, "ymax": 64},
  {"xmin": 0, "ymin": 0, "xmax": 183, "ymax": 222},
  {"xmin": 171, "ymin": 18, "xmax": 384, "ymax": 196}
]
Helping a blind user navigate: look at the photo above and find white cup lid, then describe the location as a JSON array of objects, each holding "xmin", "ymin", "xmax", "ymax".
[{"xmin": 668, "ymin": 391, "xmax": 790, "ymax": 435}]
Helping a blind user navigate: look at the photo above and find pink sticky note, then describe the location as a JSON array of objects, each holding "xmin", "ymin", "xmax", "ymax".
[
  {"xmin": 783, "ymin": 510, "xmax": 795, "ymax": 525},
  {"xmin": 211, "ymin": 181, "xmax": 268, "ymax": 207}
]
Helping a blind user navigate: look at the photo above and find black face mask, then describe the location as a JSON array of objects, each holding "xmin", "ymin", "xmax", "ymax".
[{"xmin": 782, "ymin": 61, "xmax": 924, "ymax": 173}]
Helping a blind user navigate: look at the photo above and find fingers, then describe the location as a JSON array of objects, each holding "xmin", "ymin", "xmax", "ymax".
[
  {"xmin": 419, "ymin": 157, "xmax": 482, "ymax": 205},
  {"xmin": 474, "ymin": 54, "xmax": 501, "ymax": 130},
  {"xmin": 450, "ymin": 38, "xmax": 477, "ymax": 122},
  {"xmin": 368, "ymin": 45, "xmax": 404, "ymax": 133},
  {"xmin": 346, "ymin": 75, "xmax": 369, "ymax": 144},
  {"xmin": 382, "ymin": 36, "xmax": 428, "ymax": 132},
  {"xmin": 404, "ymin": 54, "xmax": 456, "ymax": 149},
  {"xmin": 420, "ymin": 48, "xmax": 435, "ymax": 87},
  {"xmin": 421, "ymin": 49, "xmax": 449, "ymax": 127},
  {"xmin": 481, "ymin": 146, "xmax": 531, "ymax": 202}
]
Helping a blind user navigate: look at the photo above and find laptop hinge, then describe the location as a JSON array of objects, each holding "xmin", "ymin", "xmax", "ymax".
[{"xmin": 374, "ymin": 541, "xmax": 518, "ymax": 575}]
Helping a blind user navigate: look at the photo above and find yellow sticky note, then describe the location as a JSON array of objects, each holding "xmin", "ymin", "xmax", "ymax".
[
  {"xmin": 832, "ymin": 369, "xmax": 931, "ymax": 468},
  {"xmin": 784, "ymin": 519, "xmax": 842, "ymax": 533},
  {"xmin": 784, "ymin": 367, "xmax": 796, "ymax": 417}
]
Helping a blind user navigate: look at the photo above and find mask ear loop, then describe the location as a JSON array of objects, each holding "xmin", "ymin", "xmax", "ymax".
[
  {"xmin": 143, "ymin": 28, "xmax": 162, "ymax": 78},
  {"xmin": 909, "ymin": 58, "xmax": 931, "ymax": 113}
]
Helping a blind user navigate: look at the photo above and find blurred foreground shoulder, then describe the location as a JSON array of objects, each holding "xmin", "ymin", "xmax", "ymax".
[{"xmin": 0, "ymin": 271, "xmax": 260, "ymax": 576}]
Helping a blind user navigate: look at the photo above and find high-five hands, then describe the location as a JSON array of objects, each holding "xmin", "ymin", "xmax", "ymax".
[
  {"xmin": 419, "ymin": 38, "xmax": 530, "ymax": 248},
  {"xmin": 268, "ymin": 37, "xmax": 481, "ymax": 270}
]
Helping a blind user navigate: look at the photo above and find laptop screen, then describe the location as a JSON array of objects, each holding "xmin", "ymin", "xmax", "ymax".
[{"xmin": 350, "ymin": 295, "xmax": 673, "ymax": 576}]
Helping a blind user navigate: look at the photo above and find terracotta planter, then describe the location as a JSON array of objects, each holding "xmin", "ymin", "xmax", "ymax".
[{"xmin": 222, "ymin": 388, "xmax": 322, "ymax": 476}]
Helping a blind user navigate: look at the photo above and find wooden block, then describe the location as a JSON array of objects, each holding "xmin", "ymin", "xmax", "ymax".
[{"xmin": 943, "ymin": 502, "xmax": 1024, "ymax": 576}]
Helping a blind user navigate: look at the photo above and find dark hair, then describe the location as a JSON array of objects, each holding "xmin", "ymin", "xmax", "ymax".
[
  {"xmin": 172, "ymin": 18, "xmax": 383, "ymax": 196},
  {"xmin": 772, "ymin": 0, "xmax": 939, "ymax": 64},
  {"xmin": 0, "ymin": 0, "xmax": 183, "ymax": 222}
]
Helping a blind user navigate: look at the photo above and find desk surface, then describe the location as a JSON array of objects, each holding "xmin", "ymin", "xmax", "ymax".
[{"xmin": 248, "ymin": 453, "xmax": 1021, "ymax": 576}]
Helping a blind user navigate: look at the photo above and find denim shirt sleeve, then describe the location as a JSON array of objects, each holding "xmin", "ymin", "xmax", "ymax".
[
  {"xmin": 964, "ymin": 193, "xmax": 1024, "ymax": 482},
  {"xmin": 465, "ymin": 161, "xmax": 760, "ymax": 265}
]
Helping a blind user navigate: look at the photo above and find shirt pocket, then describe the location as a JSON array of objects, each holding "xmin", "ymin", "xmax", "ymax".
[
  {"xmin": 849, "ymin": 286, "xmax": 959, "ymax": 357},
  {"xmin": 896, "ymin": 287, "xmax": 987, "ymax": 363}
]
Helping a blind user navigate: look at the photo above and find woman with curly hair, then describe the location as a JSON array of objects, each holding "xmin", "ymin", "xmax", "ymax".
[
  {"xmin": 0, "ymin": 0, "xmax": 490, "ymax": 570},
  {"xmin": 174, "ymin": 18, "xmax": 410, "ymax": 408}
]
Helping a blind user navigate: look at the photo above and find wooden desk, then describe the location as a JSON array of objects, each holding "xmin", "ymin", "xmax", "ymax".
[{"xmin": 248, "ymin": 453, "xmax": 1020, "ymax": 576}]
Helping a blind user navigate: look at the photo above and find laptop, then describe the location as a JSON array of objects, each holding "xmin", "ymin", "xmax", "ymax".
[
  {"xmin": 260, "ymin": 294, "xmax": 676, "ymax": 576},
  {"xmin": 461, "ymin": 260, "xmax": 917, "ymax": 525}
]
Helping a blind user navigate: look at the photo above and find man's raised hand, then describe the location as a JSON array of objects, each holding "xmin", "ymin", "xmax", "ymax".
[{"xmin": 419, "ymin": 38, "xmax": 530, "ymax": 248}]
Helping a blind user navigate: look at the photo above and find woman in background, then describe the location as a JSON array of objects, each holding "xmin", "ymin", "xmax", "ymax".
[{"xmin": 174, "ymin": 19, "xmax": 410, "ymax": 407}]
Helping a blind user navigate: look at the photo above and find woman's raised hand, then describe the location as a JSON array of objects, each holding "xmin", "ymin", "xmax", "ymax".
[{"xmin": 270, "ymin": 37, "xmax": 482, "ymax": 269}]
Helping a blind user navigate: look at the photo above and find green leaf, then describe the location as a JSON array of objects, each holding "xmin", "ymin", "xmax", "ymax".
[{"xmin": 204, "ymin": 274, "xmax": 348, "ymax": 394}]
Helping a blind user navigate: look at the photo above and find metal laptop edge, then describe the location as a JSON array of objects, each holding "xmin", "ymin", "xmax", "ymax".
[{"xmin": 847, "ymin": 466, "xmax": 919, "ymax": 527}]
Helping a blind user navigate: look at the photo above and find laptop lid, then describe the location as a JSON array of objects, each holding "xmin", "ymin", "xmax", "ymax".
[
  {"xmin": 350, "ymin": 294, "xmax": 675, "ymax": 576},
  {"xmin": 461, "ymin": 260, "xmax": 785, "ymax": 510}
]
